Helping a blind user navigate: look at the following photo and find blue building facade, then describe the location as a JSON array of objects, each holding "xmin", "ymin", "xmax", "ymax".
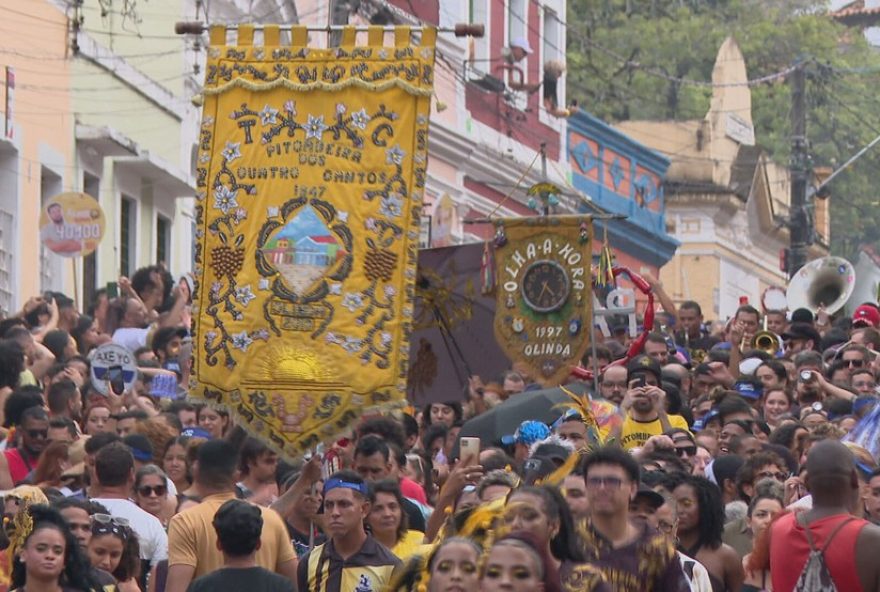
[{"xmin": 567, "ymin": 112, "xmax": 679, "ymax": 272}]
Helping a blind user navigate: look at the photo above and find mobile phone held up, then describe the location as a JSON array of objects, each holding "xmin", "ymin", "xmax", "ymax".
[
  {"xmin": 459, "ymin": 437, "xmax": 480, "ymax": 467},
  {"xmin": 107, "ymin": 365, "xmax": 125, "ymax": 396}
]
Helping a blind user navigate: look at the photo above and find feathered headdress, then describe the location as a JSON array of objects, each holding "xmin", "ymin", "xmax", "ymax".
[
  {"xmin": 6, "ymin": 506, "xmax": 34, "ymax": 577},
  {"xmin": 555, "ymin": 385, "xmax": 603, "ymax": 447}
]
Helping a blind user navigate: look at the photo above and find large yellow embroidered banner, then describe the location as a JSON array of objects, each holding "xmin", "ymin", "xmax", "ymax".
[{"xmin": 192, "ymin": 25, "xmax": 436, "ymax": 457}]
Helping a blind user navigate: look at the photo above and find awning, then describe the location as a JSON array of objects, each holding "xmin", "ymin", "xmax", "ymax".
[{"xmin": 75, "ymin": 124, "xmax": 195, "ymax": 197}]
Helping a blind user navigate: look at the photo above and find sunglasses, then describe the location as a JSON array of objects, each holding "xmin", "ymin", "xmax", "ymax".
[
  {"xmin": 844, "ymin": 359, "xmax": 865, "ymax": 368},
  {"xmin": 675, "ymin": 445, "xmax": 697, "ymax": 458},
  {"xmin": 91, "ymin": 514, "xmax": 130, "ymax": 539},
  {"xmin": 138, "ymin": 485, "xmax": 167, "ymax": 497},
  {"xmin": 586, "ymin": 476, "xmax": 624, "ymax": 489},
  {"xmin": 92, "ymin": 513, "xmax": 130, "ymax": 528}
]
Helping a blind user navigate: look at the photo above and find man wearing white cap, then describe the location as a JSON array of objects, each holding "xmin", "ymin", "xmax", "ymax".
[
  {"xmin": 504, "ymin": 36, "xmax": 532, "ymax": 64},
  {"xmin": 501, "ymin": 36, "xmax": 541, "ymax": 93}
]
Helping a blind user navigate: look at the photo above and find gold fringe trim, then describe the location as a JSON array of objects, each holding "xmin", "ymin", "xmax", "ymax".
[
  {"xmin": 204, "ymin": 76, "xmax": 434, "ymax": 97},
  {"xmin": 187, "ymin": 385, "xmax": 407, "ymax": 461}
]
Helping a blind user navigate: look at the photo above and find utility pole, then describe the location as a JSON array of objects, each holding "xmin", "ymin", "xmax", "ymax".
[{"xmin": 788, "ymin": 63, "xmax": 811, "ymax": 278}]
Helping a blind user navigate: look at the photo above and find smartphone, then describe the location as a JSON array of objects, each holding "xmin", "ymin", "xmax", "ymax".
[
  {"xmin": 107, "ymin": 365, "xmax": 125, "ymax": 395},
  {"xmin": 459, "ymin": 437, "xmax": 480, "ymax": 467},
  {"xmin": 631, "ymin": 375, "xmax": 647, "ymax": 388},
  {"xmin": 106, "ymin": 281, "xmax": 119, "ymax": 299}
]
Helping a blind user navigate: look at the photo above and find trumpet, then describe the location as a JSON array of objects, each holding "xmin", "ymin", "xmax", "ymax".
[{"xmin": 751, "ymin": 331, "xmax": 782, "ymax": 356}]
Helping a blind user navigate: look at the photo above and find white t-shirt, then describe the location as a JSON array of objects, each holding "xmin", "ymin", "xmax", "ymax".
[
  {"xmin": 92, "ymin": 497, "xmax": 168, "ymax": 563},
  {"xmin": 112, "ymin": 327, "xmax": 151, "ymax": 353}
]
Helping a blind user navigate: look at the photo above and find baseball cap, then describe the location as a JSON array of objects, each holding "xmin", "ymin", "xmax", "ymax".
[
  {"xmin": 692, "ymin": 408, "xmax": 719, "ymax": 432},
  {"xmin": 180, "ymin": 427, "xmax": 212, "ymax": 440},
  {"xmin": 510, "ymin": 36, "xmax": 533, "ymax": 54},
  {"xmin": 626, "ymin": 355, "xmax": 661, "ymax": 382},
  {"xmin": 853, "ymin": 304, "xmax": 880, "ymax": 328},
  {"xmin": 501, "ymin": 420, "xmax": 550, "ymax": 446},
  {"xmin": 124, "ymin": 434, "xmax": 154, "ymax": 463},
  {"xmin": 734, "ymin": 380, "xmax": 762, "ymax": 400},
  {"xmin": 633, "ymin": 485, "xmax": 665, "ymax": 510}
]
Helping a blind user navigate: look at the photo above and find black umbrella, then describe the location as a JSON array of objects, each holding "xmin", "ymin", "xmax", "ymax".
[{"xmin": 457, "ymin": 382, "xmax": 591, "ymax": 448}]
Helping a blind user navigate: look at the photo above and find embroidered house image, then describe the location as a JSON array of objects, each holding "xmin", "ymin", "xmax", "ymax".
[{"xmin": 261, "ymin": 206, "xmax": 347, "ymax": 293}]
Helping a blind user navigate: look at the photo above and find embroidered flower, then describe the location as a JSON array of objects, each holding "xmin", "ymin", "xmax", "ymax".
[
  {"xmin": 381, "ymin": 332, "xmax": 393, "ymax": 345},
  {"xmin": 384, "ymin": 285, "xmax": 396, "ymax": 299},
  {"xmin": 258, "ymin": 278, "xmax": 270, "ymax": 290},
  {"xmin": 221, "ymin": 141, "xmax": 241, "ymax": 163},
  {"xmin": 231, "ymin": 331, "xmax": 253, "ymax": 352},
  {"xmin": 342, "ymin": 337, "xmax": 362, "ymax": 354},
  {"xmin": 213, "ymin": 186, "xmax": 238, "ymax": 214},
  {"xmin": 267, "ymin": 206, "xmax": 279, "ymax": 218},
  {"xmin": 329, "ymin": 283, "xmax": 342, "ymax": 295},
  {"xmin": 386, "ymin": 144, "xmax": 406, "ymax": 166},
  {"xmin": 351, "ymin": 108, "xmax": 371, "ymax": 130},
  {"xmin": 260, "ymin": 104, "xmax": 279, "ymax": 126},
  {"xmin": 341, "ymin": 292, "xmax": 364, "ymax": 312},
  {"xmin": 284, "ymin": 100, "xmax": 297, "ymax": 115},
  {"xmin": 254, "ymin": 329, "xmax": 270, "ymax": 340},
  {"xmin": 231, "ymin": 208, "xmax": 247, "ymax": 223},
  {"xmin": 336, "ymin": 103, "xmax": 347, "ymax": 115},
  {"xmin": 365, "ymin": 218, "xmax": 378, "ymax": 232},
  {"xmin": 379, "ymin": 194, "xmax": 403, "ymax": 219},
  {"xmin": 304, "ymin": 114, "xmax": 328, "ymax": 140},
  {"xmin": 337, "ymin": 211, "xmax": 349, "ymax": 223},
  {"xmin": 204, "ymin": 331, "xmax": 218, "ymax": 344},
  {"xmin": 235, "ymin": 285, "xmax": 256, "ymax": 307},
  {"xmin": 210, "ymin": 281, "xmax": 222, "ymax": 296}
]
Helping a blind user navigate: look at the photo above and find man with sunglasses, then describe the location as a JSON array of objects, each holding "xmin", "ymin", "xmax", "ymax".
[
  {"xmin": 840, "ymin": 344, "xmax": 872, "ymax": 376},
  {"xmin": 4, "ymin": 406, "xmax": 49, "ymax": 485}
]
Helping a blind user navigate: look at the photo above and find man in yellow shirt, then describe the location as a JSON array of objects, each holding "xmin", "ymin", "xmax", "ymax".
[
  {"xmin": 620, "ymin": 355, "xmax": 689, "ymax": 451},
  {"xmin": 165, "ymin": 440, "xmax": 297, "ymax": 592}
]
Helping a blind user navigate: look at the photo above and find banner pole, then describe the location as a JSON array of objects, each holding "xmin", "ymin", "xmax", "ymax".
[{"xmin": 71, "ymin": 258, "xmax": 79, "ymax": 311}]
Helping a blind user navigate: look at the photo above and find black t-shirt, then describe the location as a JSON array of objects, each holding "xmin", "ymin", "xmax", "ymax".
[{"xmin": 187, "ymin": 567, "xmax": 294, "ymax": 592}]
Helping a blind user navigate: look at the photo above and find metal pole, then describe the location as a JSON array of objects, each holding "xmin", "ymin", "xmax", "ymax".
[
  {"xmin": 174, "ymin": 21, "xmax": 485, "ymax": 37},
  {"xmin": 788, "ymin": 64, "xmax": 810, "ymax": 278}
]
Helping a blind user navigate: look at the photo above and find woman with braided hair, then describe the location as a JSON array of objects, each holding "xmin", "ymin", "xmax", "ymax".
[{"xmin": 9, "ymin": 504, "xmax": 96, "ymax": 592}]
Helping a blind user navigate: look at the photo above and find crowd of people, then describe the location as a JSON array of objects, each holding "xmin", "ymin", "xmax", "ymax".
[{"xmin": 0, "ymin": 264, "xmax": 877, "ymax": 592}]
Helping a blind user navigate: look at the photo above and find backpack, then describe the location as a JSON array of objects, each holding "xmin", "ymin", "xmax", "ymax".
[{"xmin": 793, "ymin": 514, "xmax": 855, "ymax": 592}]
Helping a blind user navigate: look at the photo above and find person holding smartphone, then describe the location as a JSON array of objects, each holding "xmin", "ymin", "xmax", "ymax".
[{"xmin": 619, "ymin": 355, "xmax": 690, "ymax": 451}]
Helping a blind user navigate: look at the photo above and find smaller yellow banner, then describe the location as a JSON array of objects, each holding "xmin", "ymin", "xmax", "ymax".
[{"xmin": 493, "ymin": 216, "xmax": 593, "ymax": 385}]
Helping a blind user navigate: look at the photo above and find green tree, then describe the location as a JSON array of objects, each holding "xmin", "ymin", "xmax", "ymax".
[{"xmin": 567, "ymin": 0, "xmax": 880, "ymax": 258}]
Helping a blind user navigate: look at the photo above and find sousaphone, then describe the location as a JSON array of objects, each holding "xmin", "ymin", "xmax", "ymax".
[{"xmin": 786, "ymin": 256, "xmax": 856, "ymax": 315}]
